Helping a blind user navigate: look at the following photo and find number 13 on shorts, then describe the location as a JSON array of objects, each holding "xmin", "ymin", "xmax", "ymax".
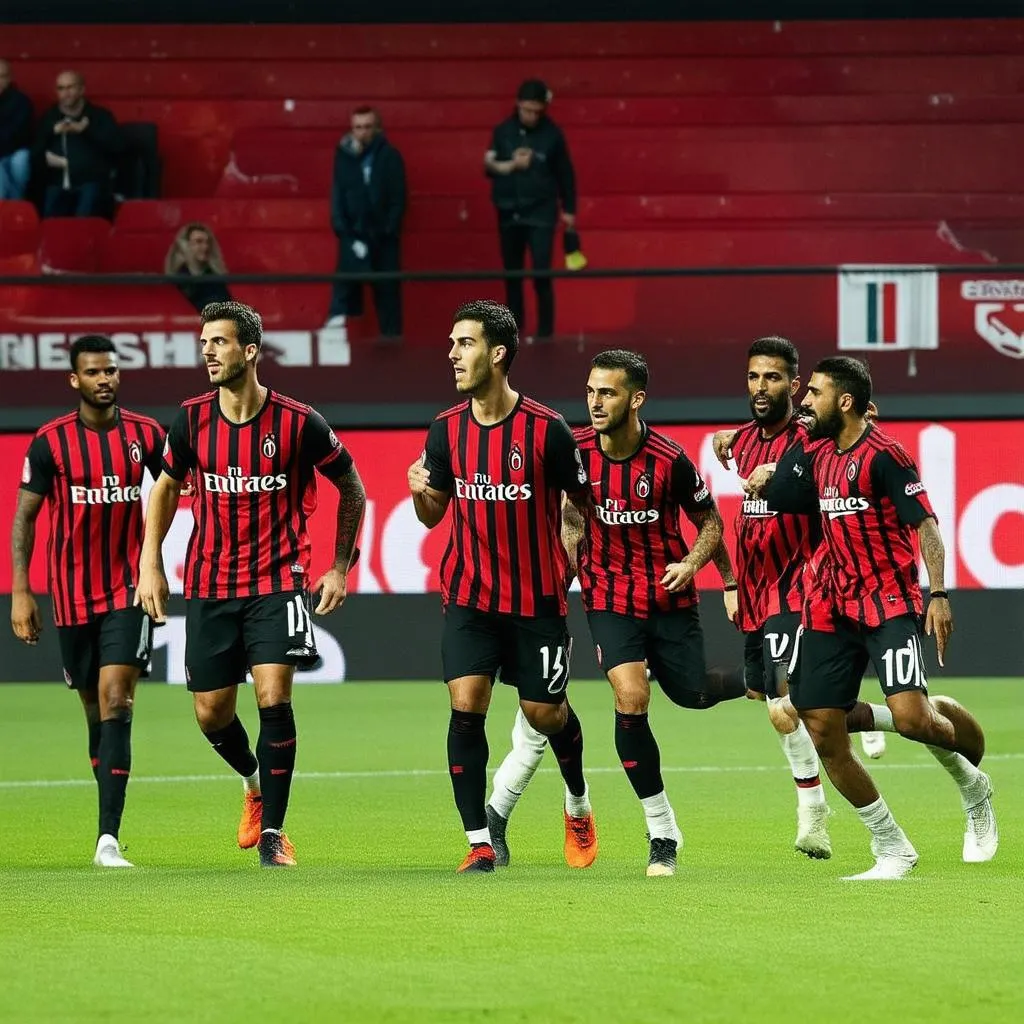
[{"xmin": 541, "ymin": 638, "xmax": 573, "ymax": 694}]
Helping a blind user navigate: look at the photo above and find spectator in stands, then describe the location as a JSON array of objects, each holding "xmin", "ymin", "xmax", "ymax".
[
  {"xmin": 165, "ymin": 222, "xmax": 232, "ymax": 312},
  {"xmin": 326, "ymin": 106, "xmax": 407, "ymax": 339},
  {"xmin": 34, "ymin": 70, "xmax": 123, "ymax": 218},
  {"xmin": 485, "ymin": 79, "xmax": 577, "ymax": 340},
  {"xmin": 0, "ymin": 59, "xmax": 33, "ymax": 200}
]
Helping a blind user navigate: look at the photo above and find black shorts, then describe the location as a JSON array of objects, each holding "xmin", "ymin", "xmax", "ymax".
[
  {"xmin": 789, "ymin": 614, "xmax": 929, "ymax": 711},
  {"xmin": 184, "ymin": 591, "xmax": 318, "ymax": 693},
  {"xmin": 587, "ymin": 607, "xmax": 707, "ymax": 692},
  {"xmin": 441, "ymin": 604, "xmax": 572, "ymax": 706},
  {"xmin": 743, "ymin": 611, "xmax": 803, "ymax": 698},
  {"xmin": 57, "ymin": 606, "xmax": 153, "ymax": 691}
]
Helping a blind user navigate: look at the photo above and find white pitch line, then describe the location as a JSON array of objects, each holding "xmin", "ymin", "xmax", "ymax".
[{"xmin": 2, "ymin": 752, "xmax": 1022, "ymax": 791}]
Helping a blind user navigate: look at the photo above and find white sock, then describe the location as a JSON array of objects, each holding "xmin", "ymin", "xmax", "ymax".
[
  {"xmin": 466, "ymin": 827, "xmax": 491, "ymax": 846},
  {"xmin": 565, "ymin": 783, "xmax": 592, "ymax": 819},
  {"xmin": 855, "ymin": 796, "xmax": 911, "ymax": 852},
  {"xmin": 243, "ymin": 770, "xmax": 261, "ymax": 795},
  {"xmin": 869, "ymin": 704, "xmax": 895, "ymax": 732},
  {"xmin": 926, "ymin": 746, "xmax": 986, "ymax": 809},
  {"xmin": 779, "ymin": 722, "xmax": 824, "ymax": 807},
  {"xmin": 487, "ymin": 708, "xmax": 546, "ymax": 819},
  {"xmin": 640, "ymin": 790, "xmax": 680, "ymax": 842}
]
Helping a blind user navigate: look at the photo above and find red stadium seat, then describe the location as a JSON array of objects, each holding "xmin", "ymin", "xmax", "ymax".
[{"xmin": 38, "ymin": 218, "xmax": 112, "ymax": 274}]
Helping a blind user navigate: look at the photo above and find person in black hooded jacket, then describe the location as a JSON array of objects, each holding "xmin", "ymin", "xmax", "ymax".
[
  {"xmin": 485, "ymin": 79, "xmax": 577, "ymax": 340},
  {"xmin": 325, "ymin": 106, "xmax": 407, "ymax": 338}
]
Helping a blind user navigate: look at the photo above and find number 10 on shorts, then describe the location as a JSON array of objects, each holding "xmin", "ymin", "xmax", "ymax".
[{"xmin": 881, "ymin": 635, "xmax": 927, "ymax": 690}]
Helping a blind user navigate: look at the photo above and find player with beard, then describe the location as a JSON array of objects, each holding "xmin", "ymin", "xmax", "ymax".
[
  {"xmin": 710, "ymin": 337, "xmax": 889, "ymax": 859},
  {"xmin": 485, "ymin": 349, "xmax": 745, "ymax": 877},
  {"xmin": 748, "ymin": 356, "xmax": 998, "ymax": 879},
  {"xmin": 11, "ymin": 334, "xmax": 163, "ymax": 868},
  {"xmin": 408, "ymin": 300, "xmax": 597, "ymax": 874},
  {"xmin": 136, "ymin": 301, "xmax": 365, "ymax": 867}
]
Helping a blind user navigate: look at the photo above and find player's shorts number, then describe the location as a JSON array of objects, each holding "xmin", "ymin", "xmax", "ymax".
[
  {"xmin": 540, "ymin": 639, "xmax": 572, "ymax": 695},
  {"xmin": 881, "ymin": 635, "xmax": 926, "ymax": 690},
  {"xmin": 286, "ymin": 594, "xmax": 311, "ymax": 641}
]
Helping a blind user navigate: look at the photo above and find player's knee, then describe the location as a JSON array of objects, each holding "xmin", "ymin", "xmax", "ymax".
[
  {"xmin": 522, "ymin": 701, "xmax": 566, "ymax": 736},
  {"xmin": 746, "ymin": 688, "xmax": 766, "ymax": 702},
  {"xmin": 890, "ymin": 705, "xmax": 934, "ymax": 744},
  {"xmin": 766, "ymin": 696, "xmax": 796, "ymax": 734},
  {"xmin": 102, "ymin": 698, "xmax": 133, "ymax": 723},
  {"xmin": 612, "ymin": 684, "xmax": 649, "ymax": 716},
  {"xmin": 194, "ymin": 700, "xmax": 233, "ymax": 734}
]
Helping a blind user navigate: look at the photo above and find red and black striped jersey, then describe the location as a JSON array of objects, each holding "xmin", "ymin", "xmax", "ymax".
[
  {"xmin": 19, "ymin": 407, "xmax": 164, "ymax": 627},
  {"xmin": 575, "ymin": 424, "xmax": 716, "ymax": 617},
  {"xmin": 766, "ymin": 423, "xmax": 936, "ymax": 628},
  {"xmin": 423, "ymin": 394, "xmax": 589, "ymax": 618},
  {"xmin": 162, "ymin": 389, "xmax": 353, "ymax": 599},
  {"xmin": 731, "ymin": 417, "xmax": 820, "ymax": 632}
]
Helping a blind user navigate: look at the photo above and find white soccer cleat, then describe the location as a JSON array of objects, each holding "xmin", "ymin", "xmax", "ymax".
[
  {"xmin": 841, "ymin": 852, "xmax": 918, "ymax": 881},
  {"xmin": 860, "ymin": 731, "xmax": 887, "ymax": 759},
  {"xmin": 795, "ymin": 804, "xmax": 832, "ymax": 860},
  {"xmin": 963, "ymin": 774, "xmax": 998, "ymax": 863},
  {"xmin": 93, "ymin": 834, "xmax": 134, "ymax": 868}
]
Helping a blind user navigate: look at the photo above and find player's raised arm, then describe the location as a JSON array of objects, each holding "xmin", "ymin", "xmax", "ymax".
[
  {"xmin": 711, "ymin": 427, "xmax": 740, "ymax": 470},
  {"xmin": 409, "ymin": 417, "xmax": 454, "ymax": 529}
]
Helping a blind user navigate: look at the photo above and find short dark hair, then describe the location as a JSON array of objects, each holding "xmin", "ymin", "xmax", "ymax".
[
  {"xmin": 352, "ymin": 104, "xmax": 381, "ymax": 127},
  {"xmin": 69, "ymin": 334, "xmax": 116, "ymax": 371},
  {"xmin": 200, "ymin": 301, "xmax": 263, "ymax": 351},
  {"xmin": 815, "ymin": 356, "xmax": 872, "ymax": 414},
  {"xmin": 591, "ymin": 349, "xmax": 649, "ymax": 392},
  {"xmin": 452, "ymin": 299, "xmax": 519, "ymax": 374},
  {"xmin": 517, "ymin": 79, "xmax": 550, "ymax": 104},
  {"xmin": 748, "ymin": 336, "xmax": 799, "ymax": 379}
]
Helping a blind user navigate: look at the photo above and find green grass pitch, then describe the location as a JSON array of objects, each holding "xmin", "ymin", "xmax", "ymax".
[{"xmin": 2, "ymin": 679, "xmax": 1021, "ymax": 1023}]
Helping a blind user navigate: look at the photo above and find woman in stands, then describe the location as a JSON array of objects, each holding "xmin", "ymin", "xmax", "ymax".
[{"xmin": 165, "ymin": 222, "xmax": 232, "ymax": 312}]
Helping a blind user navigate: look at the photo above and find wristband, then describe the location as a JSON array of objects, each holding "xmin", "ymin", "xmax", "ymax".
[
  {"xmin": 929, "ymin": 591, "xmax": 948, "ymax": 600},
  {"xmin": 724, "ymin": 584, "xmax": 738, "ymax": 592}
]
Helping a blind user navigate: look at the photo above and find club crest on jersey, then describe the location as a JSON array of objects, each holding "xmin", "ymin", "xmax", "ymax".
[
  {"xmin": 635, "ymin": 472, "xmax": 651, "ymax": 500},
  {"xmin": 262, "ymin": 432, "xmax": 277, "ymax": 459},
  {"xmin": 847, "ymin": 459, "xmax": 859, "ymax": 482},
  {"xmin": 128, "ymin": 440, "xmax": 142, "ymax": 465},
  {"xmin": 508, "ymin": 441, "xmax": 524, "ymax": 473}
]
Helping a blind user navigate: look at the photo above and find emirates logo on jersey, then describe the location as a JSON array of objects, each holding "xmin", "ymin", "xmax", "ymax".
[
  {"xmin": 262, "ymin": 432, "xmax": 277, "ymax": 459},
  {"xmin": 847, "ymin": 459, "xmax": 859, "ymax": 482},
  {"xmin": 635, "ymin": 472, "xmax": 651, "ymax": 499},
  {"xmin": 128, "ymin": 440, "xmax": 142, "ymax": 465},
  {"xmin": 508, "ymin": 441, "xmax": 523, "ymax": 473}
]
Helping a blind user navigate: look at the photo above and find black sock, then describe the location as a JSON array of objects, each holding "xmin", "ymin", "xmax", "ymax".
[
  {"xmin": 548, "ymin": 703, "xmax": 586, "ymax": 799},
  {"xmin": 87, "ymin": 717, "xmax": 101, "ymax": 781},
  {"xmin": 97, "ymin": 711, "xmax": 132, "ymax": 839},
  {"xmin": 204, "ymin": 715, "xmax": 259, "ymax": 780},
  {"xmin": 615, "ymin": 711, "xmax": 664, "ymax": 799},
  {"xmin": 256, "ymin": 703, "xmax": 296, "ymax": 832},
  {"xmin": 447, "ymin": 710, "xmax": 488, "ymax": 833}
]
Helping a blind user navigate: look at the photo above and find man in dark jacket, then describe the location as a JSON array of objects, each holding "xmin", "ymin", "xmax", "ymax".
[
  {"xmin": 485, "ymin": 79, "xmax": 577, "ymax": 339},
  {"xmin": 326, "ymin": 106, "xmax": 407, "ymax": 339},
  {"xmin": 33, "ymin": 70, "xmax": 123, "ymax": 218},
  {"xmin": 0, "ymin": 59, "xmax": 33, "ymax": 200}
]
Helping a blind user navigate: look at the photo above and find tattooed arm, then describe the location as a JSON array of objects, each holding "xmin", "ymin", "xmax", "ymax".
[
  {"xmin": 662, "ymin": 504, "xmax": 724, "ymax": 594},
  {"xmin": 561, "ymin": 491, "xmax": 589, "ymax": 580},
  {"xmin": 11, "ymin": 490, "xmax": 45, "ymax": 644},
  {"xmin": 918, "ymin": 516, "xmax": 953, "ymax": 666},
  {"xmin": 314, "ymin": 465, "xmax": 367, "ymax": 616}
]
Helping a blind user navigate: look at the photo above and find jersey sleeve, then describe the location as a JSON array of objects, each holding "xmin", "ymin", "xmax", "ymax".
[
  {"xmin": 145, "ymin": 423, "xmax": 166, "ymax": 480},
  {"xmin": 422, "ymin": 417, "xmax": 454, "ymax": 493},
  {"xmin": 161, "ymin": 407, "xmax": 197, "ymax": 481},
  {"xmin": 545, "ymin": 416, "xmax": 589, "ymax": 495},
  {"xmin": 20, "ymin": 435, "xmax": 56, "ymax": 496},
  {"xmin": 301, "ymin": 410, "xmax": 354, "ymax": 481},
  {"xmin": 762, "ymin": 440, "xmax": 819, "ymax": 515},
  {"xmin": 669, "ymin": 451, "xmax": 715, "ymax": 515},
  {"xmin": 870, "ymin": 449, "xmax": 936, "ymax": 527}
]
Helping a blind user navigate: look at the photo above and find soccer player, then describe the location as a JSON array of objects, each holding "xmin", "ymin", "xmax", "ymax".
[
  {"xmin": 485, "ymin": 349, "xmax": 745, "ymax": 877},
  {"xmin": 10, "ymin": 334, "xmax": 163, "ymax": 868},
  {"xmin": 711, "ymin": 337, "xmax": 890, "ymax": 859},
  {"xmin": 407, "ymin": 299, "xmax": 597, "ymax": 874},
  {"xmin": 136, "ymin": 301, "xmax": 365, "ymax": 868},
  {"xmin": 752, "ymin": 356, "xmax": 998, "ymax": 879}
]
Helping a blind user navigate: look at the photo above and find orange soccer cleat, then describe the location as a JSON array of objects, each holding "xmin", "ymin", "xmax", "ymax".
[
  {"xmin": 258, "ymin": 831, "xmax": 297, "ymax": 867},
  {"xmin": 237, "ymin": 792, "xmax": 263, "ymax": 849},
  {"xmin": 456, "ymin": 843, "xmax": 496, "ymax": 874},
  {"xmin": 564, "ymin": 810, "xmax": 599, "ymax": 868}
]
